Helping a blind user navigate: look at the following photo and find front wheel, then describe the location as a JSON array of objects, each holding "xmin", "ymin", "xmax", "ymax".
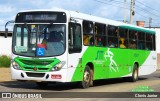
[
  {"xmin": 130, "ymin": 64, "xmax": 138, "ymax": 82},
  {"xmin": 81, "ymin": 66, "xmax": 93, "ymax": 88}
]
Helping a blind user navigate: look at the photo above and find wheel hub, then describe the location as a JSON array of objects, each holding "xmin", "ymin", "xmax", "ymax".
[{"xmin": 84, "ymin": 72, "xmax": 90, "ymax": 83}]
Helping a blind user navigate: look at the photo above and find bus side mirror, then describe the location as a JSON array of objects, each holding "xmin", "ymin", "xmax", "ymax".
[
  {"xmin": 5, "ymin": 28, "xmax": 8, "ymax": 38},
  {"xmin": 4, "ymin": 20, "xmax": 15, "ymax": 38}
]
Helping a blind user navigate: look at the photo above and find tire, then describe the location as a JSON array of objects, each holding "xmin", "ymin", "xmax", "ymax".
[
  {"xmin": 130, "ymin": 64, "xmax": 138, "ymax": 82},
  {"xmin": 90, "ymin": 69, "xmax": 94, "ymax": 87},
  {"xmin": 81, "ymin": 65, "xmax": 93, "ymax": 88},
  {"xmin": 36, "ymin": 82, "xmax": 48, "ymax": 87}
]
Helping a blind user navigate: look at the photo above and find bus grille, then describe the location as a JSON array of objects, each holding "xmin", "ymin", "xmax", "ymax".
[
  {"xmin": 24, "ymin": 67, "xmax": 49, "ymax": 71},
  {"xmin": 26, "ymin": 72, "xmax": 45, "ymax": 77},
  {"xmin": 20, "ymin": 60, "xmax": 53, "ymax": 65}
]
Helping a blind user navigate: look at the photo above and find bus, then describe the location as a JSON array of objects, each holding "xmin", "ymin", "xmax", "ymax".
[{"xmin": 5, "ymin": 9, "xmax": 157, "ymax": 88}]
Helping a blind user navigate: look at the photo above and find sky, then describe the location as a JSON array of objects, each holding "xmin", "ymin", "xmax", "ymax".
[{"xmin": 0, "ymin": 0, "xmax": 160, "ymax": 31}]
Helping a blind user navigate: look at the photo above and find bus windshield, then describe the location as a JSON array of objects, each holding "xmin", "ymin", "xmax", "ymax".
[{"xmin": 13, "ymin": 24, "xmax": 66, "ymax": 57}]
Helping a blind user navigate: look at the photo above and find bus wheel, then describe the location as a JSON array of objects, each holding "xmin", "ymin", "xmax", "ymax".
[
  {"xmin": 131, "ymin": 64, "xmax": 138, "ymax": 82},
  {"xmin": 36, "ymin": 82, "xmax": 48, "ymax": 87},
  {"xmin": 81, "ymin": 66, "xmax": 92, "ymax": 88},
  {"xmin": 90, "ymin": 69, "xmax": 94, "ymax": 87}
]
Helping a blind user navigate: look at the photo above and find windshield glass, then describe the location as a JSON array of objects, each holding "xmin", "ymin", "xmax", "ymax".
[{"xmin": 13, "ymin": 24, "xmax": 66, "ymax": 57}]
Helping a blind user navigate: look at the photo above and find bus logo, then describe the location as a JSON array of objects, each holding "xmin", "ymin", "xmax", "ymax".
[
  {"xmin": 104, "ymin": 48, "xmax": 119, "ymax": 72},
  {"xmin": 33, "ymin": 67, "xmax": 37, "ymax": 71}
]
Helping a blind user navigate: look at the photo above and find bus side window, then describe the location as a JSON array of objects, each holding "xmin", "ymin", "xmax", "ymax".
[
  {"xmin": 69, "ymin": 22, "xmax": 82, "ymax": 53},
  {"xmin": 95, "ymin": 23, "xmax": 107, "ymax": 47},
  {"xmin": 138, "ymin": 32, "xmax": 145, "ymax": 50},
  {"xmin": 119, "ymin": 28, "xmax": 128, "ymax": 48},
  {"xmin": 107, "ymin": 25, "xmax": 118, "ymax": 48},
  {"xmin": 83, "ymin": 20, "xmax": 94, "ymax": 46},
  {"xmin": 146, "ymin": 33, "xmax": 153, "ymax": 50},
  {"xmin": 129, "ymin": 30, "xmax": 137, "ymax": 49},
  {"xmin": 153, "ymin": 34, "xmax": 156, "ymax": 50}
]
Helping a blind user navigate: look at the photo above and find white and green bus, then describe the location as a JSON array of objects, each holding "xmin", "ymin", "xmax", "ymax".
[{"xmin": 5, "ymin": 9, "xmax": 157, "ymax": 88}]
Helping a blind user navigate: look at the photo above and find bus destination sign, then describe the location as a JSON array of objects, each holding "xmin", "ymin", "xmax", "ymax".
[
  {"xmin": 15, "ymin": 12, "xmax": 66, "ymax": 23},
  {"xmin": 25, "ymin": 14, "xmax": 57, "ymax": 21}
]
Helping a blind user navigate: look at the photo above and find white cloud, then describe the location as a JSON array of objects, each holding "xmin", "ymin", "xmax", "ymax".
[
  {"xmin": 29, "ymin": 0, "xmax": 44, "ymax": 6},
  {"xmin": 47, "ymin": 0, "xmax": 83, "ymax": 10},
  {"xmin": 96, "ymin": 6, "xmax": 111, "ymax": 17},
  {"xmin": 0, "ymin": 19, "xmax": 5, "ymax": 24},
  {"xmin": 93, "ymin": 5, "xmax": 121, "ymax": 20},
  {"xmin": 0, "ymin": 5, "xmax": 15, "ymax": 13}
]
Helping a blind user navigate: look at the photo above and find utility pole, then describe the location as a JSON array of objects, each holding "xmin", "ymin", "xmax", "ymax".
[
  {"xmin": 124, "ymin": 0, "xmax": 126, "ymax": 23},
  {"xmin": 149, "ymin": 17, "xmax": 152, "ymax": 28},
  {"xmin": 130, "ymin": 0, "xmax": 135, "ymax": 24}
]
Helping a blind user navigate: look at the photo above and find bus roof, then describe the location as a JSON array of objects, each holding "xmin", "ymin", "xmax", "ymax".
[
  {"xmin": 17, "ymin": 9, "xmax": 155, "ymax": 34},
  {"xmin": 69, "ymin": 10, "xmax": 155, "ymax": 34}
]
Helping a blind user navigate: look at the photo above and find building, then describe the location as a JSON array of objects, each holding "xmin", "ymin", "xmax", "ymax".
[{"xmin": 0, "ymin": 31, "xmax": 12, "ymax": 55}]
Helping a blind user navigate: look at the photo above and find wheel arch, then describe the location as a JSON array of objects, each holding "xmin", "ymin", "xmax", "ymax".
[
  {"xmin": 86, "ymin": 62, "xmax": 94, "ymax": 72},
  {"xmin": 134, "ymin": 62, "xmax": 139, "ymax": 68}
]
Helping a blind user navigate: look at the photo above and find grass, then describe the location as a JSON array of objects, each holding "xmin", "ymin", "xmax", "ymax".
[{"xmin": 0, "ymin": 55, "xmax": 10, "ymax": 67}]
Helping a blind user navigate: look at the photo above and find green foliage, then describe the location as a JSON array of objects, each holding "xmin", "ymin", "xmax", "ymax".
[{"xmin": 0, "ymin": 55, "xmax": 10, "ymax": 67}]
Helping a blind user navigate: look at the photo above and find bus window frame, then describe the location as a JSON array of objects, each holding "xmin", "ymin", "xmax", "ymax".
[
  {"xmin": 107, "ymin": 25, "xmax": 118, "ymax": 48},
  {"xmin": 95, "ymin": 22, "xmax": 107, "ymax": 47},
  {"xmin": 83, "ymin": 20, "xmax": 94, "ymax": 46},
  {"xmin": 118, "ymin": 27, "xmax": 129, "ymax": 49},
  {"xmin": 68, "ymin": 22, "xmax": 82, "ymax": 54}
]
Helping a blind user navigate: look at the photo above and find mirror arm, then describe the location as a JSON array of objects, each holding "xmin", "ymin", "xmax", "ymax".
[{"xmin": 4, "ymin": 20, "xmax": 15, "ymax": 38}]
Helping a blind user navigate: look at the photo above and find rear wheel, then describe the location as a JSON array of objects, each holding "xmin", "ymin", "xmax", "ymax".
[
  {"xmin": 81, "ymin": 65, "xmax": 93, "ymax": 88},
  {"xmin": 130, "ymin": 64, "xmax": 138, "ymax": 82},
  {"xmin": 90, "ymin": 69, "xmax": 94, "ymax": 87}
]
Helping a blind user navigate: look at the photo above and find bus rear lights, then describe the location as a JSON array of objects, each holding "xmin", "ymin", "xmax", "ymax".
[{"xmin": 51, "ymin": 74, "xmax": 62, "ymax": 79}]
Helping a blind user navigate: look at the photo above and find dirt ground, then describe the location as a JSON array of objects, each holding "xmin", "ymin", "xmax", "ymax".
[
  {"xmin": 0, "ymin": 67, "xmax": 11, "ymax": 82},
  {"xmin": 157, "ymin": 53, "xmax": 160, "ymax": 69},
  {"xmin": 0, "ymin": 54, "xmax": 160, "ymax": 82}
]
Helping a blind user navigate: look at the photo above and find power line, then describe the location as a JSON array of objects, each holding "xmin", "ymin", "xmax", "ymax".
[
  {"xmin": 135, "ymin": 8, "xmax": 159, "ymax": 20},
  {"xmin": 94, "ymin": 0, "xmax": 160, "ymax": 19},
  {"xmin": 94, "ymin": 0, "xmax": 130, "ymax": 9},
  {"xmin": 93, "ymin": 0, "xmax": 160, "ymax": 27},
  {"xmin": 103, "ymin": 0, "xmax": 125, "ymax": 4},
  {"xmin": 136, "ymin": 1, "xmax": 160, "ymax": 13},
  {"xmin": 135, "ymin": 11, "xmax": 149, "ymax": 19},
  {"xmin": 135, "ymin": 4, "xmax": 160, "ymax": 18}
]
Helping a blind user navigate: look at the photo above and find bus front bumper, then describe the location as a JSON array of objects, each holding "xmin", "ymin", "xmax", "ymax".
[{"xmin": 11, "ymin": 66, "xmax": 67, "ymax": 82}]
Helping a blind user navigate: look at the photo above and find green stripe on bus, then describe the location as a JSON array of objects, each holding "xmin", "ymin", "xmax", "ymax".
[
  {"xmin": 119, "ymin": 26, "xmax": 155, "ymax": 34},
  {"xmin": 71, "ymin": 47, "xmax": 150, "ymax": 81}
]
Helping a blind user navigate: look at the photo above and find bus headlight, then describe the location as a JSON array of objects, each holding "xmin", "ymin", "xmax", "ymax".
[
  {"xmin": 12, "ymin": 61, "xmax": 21, "ymax": 70},
  {"xmin": 52, "ymin": 61, "xmax": 66, "ymax": 71}
]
